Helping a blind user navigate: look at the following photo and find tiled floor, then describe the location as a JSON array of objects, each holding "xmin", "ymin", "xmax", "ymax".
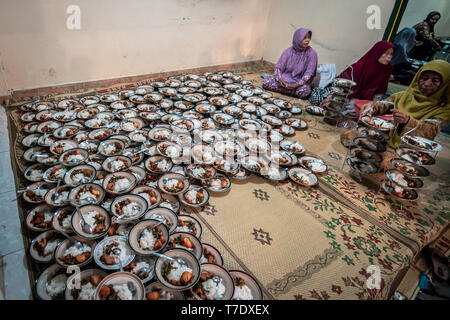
[{"xmin": 0, "ymin": 105, "xmax": 32, "ymax": 300}]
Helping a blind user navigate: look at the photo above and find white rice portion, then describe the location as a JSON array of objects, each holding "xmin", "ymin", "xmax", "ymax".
[
  {"xmin": 68, "ymin": 154, "xmax": 85, "ymax": 162},
  {"xmin": 166, "ymin": 261, "xmax": 193, "ymax": 283},
  {"xmin": 233, "ymin": 284, "xmax": 254, "ymax": 300},
  {"xmin": 43, "ymin": 240, "xmax": 59, "ymax": 256},
  {"xmin": 112, "ymin": 283, "xmax": 133, "ymax": 300},
  {"xmin": 83, "ymin": 211, "xmax": 101, "ymax": 228},
  {"xmin": 132, "ymin": 261, "xmax": 150, "ymax": 275},
  {"xmin": 103, "ymin": 144, "xmax": 116, "ymax": 155},
  {"xmin": 139, "ymin": 228, "xmax": 156, "ymax": 250},
  {"xmin": 46, "ymin": 274, "xmax": 68, "ymax": 297},
  {"xmin": 62, "ymin": 215, "xmax": 72, "ymax": 229},
  {"xmin": 123, "ymin": 122, "xmax": 136, "ymax": 131},
  {"xmin": 202, "ymin": 278, "xmax": 226, "ymax": 300},
  {"xmin": 114, "ymin": 178, "xmax": 130, "ymax": 191},
  {"xmin": 63, "ymin": 244, "xmax": 91, "ymax": 257},
  {"xmin": 78, "ymin": 281, "xmax": 96, "ymax": 300},
  {"xmin": 122, "ymin": 202, "xmax": 140, "ymax": 217},
  {"xmin": 110, "ymin": 160, "xmax": 125, "ymax": 171}
]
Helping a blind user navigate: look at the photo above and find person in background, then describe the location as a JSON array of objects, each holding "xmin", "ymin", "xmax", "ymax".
[
  {"xmin": 391, "ymin": 28, "xmax": 418, "ymax": 86},
  {"xmin": 314, "ymin": 41, "xmax": 394, "ymax": 110},
  {"xmin": 263, "ymin": 28, "xmax": 318, "ymax": 99},
  {"xmin": 360, "ymin": 60, "xmax": 450, "ymax": 167},
  {"xmin": 410, "ymin": 11, "xmax": 444, "ymax": 61}
]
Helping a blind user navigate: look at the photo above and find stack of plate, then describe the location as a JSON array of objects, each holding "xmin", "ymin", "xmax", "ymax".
[{"xmin": 323, "ymin": 78, "xmax": 356, "ymax": 125}]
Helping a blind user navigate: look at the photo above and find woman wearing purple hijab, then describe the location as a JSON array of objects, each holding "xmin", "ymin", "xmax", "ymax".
[{"xmin": 263, "ymin": 28, "xmax": 318, "ymax": 98}]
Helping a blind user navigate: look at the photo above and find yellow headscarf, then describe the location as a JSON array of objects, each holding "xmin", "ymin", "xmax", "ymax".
[
  {"xmin": 389, "ymin": 60, "xmax": 450, "ymax": 148},
  {"xmin": 393, "ymin": 59, "xmax": 450, "ymax": 121}
]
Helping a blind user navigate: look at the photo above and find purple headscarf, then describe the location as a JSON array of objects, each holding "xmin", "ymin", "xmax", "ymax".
[{"xmin": 274, "ymin": 28, "xmax": 318, "ymax": 85}]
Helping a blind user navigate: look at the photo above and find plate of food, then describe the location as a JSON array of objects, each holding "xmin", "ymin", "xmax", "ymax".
[
  {"xmin": 305, "ymin": 105, "xmax": 325, "ymax": 116},
  {"xmin": 245, "ymin": 138, "xmax": 271, "ymax": 154},
  {"xmin": 110, "ymin": 194, "xmax": 148, "ymax": 222},
  {"xmin": 198, "ymin": 243, "xmax": 223, "ymax": 266},
  {"xmin": 229, "ymin": 270, "xmax": 263, "ymax": 300},
  {"xmin": 213, "ymin": 157, "xmax": 240, "ymax": 174},
  {"xmin": 36, "ymin": 110, "xmax": 57, "ymax": 122},
  {"xmin": 175, "ymin": 215, "xmax": 203, "ymax": 239},
  {"xmin": 148, "ymin": 126, "xmax": 172, "ymax": 142},
  {"xmin": 265, "ymin": 151, "xmax": 293, "ymax": 166},
  {"xmin": 348, "ymin": 143, "xmax": 381, "ymax": 161},
  {"xmin": 186, "ymin": 164, "xmax": 216, "ymax": 180},
  {"xmin": 288, "ymin": 167, "xmax": 318, "ymax": 187},
  {"xmin": 144, "ymin": 155, "xmax": 173, "ymax": 175},
  {"xmin": 167, "ymin": 232, "xmax": 203, "ymax": 260},
  {"xmin": 158, "ymin": 173, "xmax": 190, "ymax": 195},
  {"xmin": 44, "ymin": 185, "xmax": 72, "ymax": 207},
  {"xmin": 179, "ymin": 185, "xmax": 210, "ymax": 208},
  {"xmin": 390, "ymin": 158, "xmax": 429, "ymax": 177},
  {"xmin": 35, "ymin": 264, "xmax": 68, "ymax": 300},
  {"xmin": 240, "ymin": 156, "xmax": 268, "ymax": 174},
  {"xmin": 191, "ymin": 263, "xmax": 235, "ymax": 300},
  {"xmin": 128, "ymin": 219, "xmax": 169, "ymax": 255},
  {"xmin": 204, "ymin": 173, "xmax": 231, "ymax": 192},
  {"xmin": 286, "ymin": 118, "xmax": 308, "ymax": 130},
  {"xmin": 200, "ymin": 118, "xmax": 217, "ymax": 130},
  {"xmin": 54, "ymin": 236, "xmax": 96, "ymax": 268},
  {"xmin": 52, "ymin": 206, "xmax": 75, "ymax": 234},
  {"xmin": 29, "ymin": 230, "xmax": 64, "ymax": 263},
  {"xmin": 381, "ymin": 179, "xmax": 418, "ymax": 201},
  {"xmin": 333, "ymin": 78, "xmax": 357, "ymax": 88},
  {"xmin": 401, "ymin": 135, "xmax": 442, "ymax": 152},
  {"xmin": 23, "ymin": 122, "xmax": 39, "ymax": 133},
  {"xmin": 236, "ymin": 88, "xmax": 254, "ymax": 97},
  {"xmin": 123, "ymin": 255, "xmax": 157, "ymax": 284},
  {"xmin": 62, "ymin": 164, "xmax": 96, "ymax": 187},
  {"xmin": 345, "ymin": 157, "xmax": 378, "ymax": 174},
  {"xmin": 143, "ymin": 207, "xmax": 178, "ymax": 235},
  {"xmin": 260, "ymin": 166, "xmax": 288, "ymax": 181},
  {"xmin": 213, "ymin": 140, "xmax": 242, "ymax": 157},
  {"xmin": 397, "ymin": 148, "xmax": 436, "ymax": 166},
  {"xmin": 101, "ymin": 155, "xmax": 131, "ymax": 173},
  {"xmin": 299, "ymin": 156, "xmax": 328, "ymax": 173},
  {"xmin": 353, "ymin": 137, "xmax": 386, "ymax": 153},
  {"xmin": 145, "ymin": 281, "xmax": 186, "ymax": 300},
  {"xmin": 212, "ymin": 112, "xmax": 235, "ymax": 126},
  {"xmin": 261, "ymin": 115, "xmax": 282, "ymax": 127},
  {"xmin": 183, "ymin": 93, "xmax": 207, "ymax": 103},
  {"xmin": 280, "ymin": 140, "xmax": 305, "ymax": 155},
  {"xmin": 154, "ymin": 248, "xmax": 201, "ymax": 291},
  {"xmin": 77, "ymin": 107, "xmax": 99, "ymax": 120},
  {"xmin": 22, "ymin": 182, "xmax": 52, "ymax": 204},
  {"xmin": 103, "ymin": 171, "xmax": 137, "ymax": 195},
  {"xmin": 95, "ymin": 272, "xmax": 145, "ymax": 300},
  {"xmin": 24, "ymin": 163, "xmax": 47, "ymax": 182},
  {"xmin": 49, "ymin": 140, "xmax": 78, "ymax": 155},
  {"xmin": 36, "ymin": 120, "xmax": 62, "ymax": 134},
  {"xmin": 71, "ymin": 204, "xmax": 111, "ymax": 239},
  {"xmin": 68, "ymin": 183, "xmax": 105, "ymax": 206},
  {"xmin": 360, "ymin": 116, "xmax": 395, "ymax": 132},
  {"xmin": 191, "ymin": 144, "xmax": 217, "ymax": 165},
  {"xmin": 52, "ymin": 125, "xmax": 80, "ymax": 139},
  {"xmin": 385, "ymin": 169, "xmax": 424, "ymax": 189},
  {"xmin": 156, "ymin": 141, "xmax": 183, "ymax": 159},
  {"xmin": 238, "ymin": 119, "xmax": 261, "ymax": 131},
  {"xmin": 65, "ymin": 269, "xmax": 108, "ymax": 300},
  {"xmin": 199, "ymin": 130, "xmax": 224, "ymax": 145}
]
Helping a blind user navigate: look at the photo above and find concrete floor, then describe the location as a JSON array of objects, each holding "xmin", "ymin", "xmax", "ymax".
[{"xmin": 0, "ymin": 105, "xmax": 32, "ymax": 300}]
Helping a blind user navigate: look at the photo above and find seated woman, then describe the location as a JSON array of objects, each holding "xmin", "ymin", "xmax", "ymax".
[
  {"xmin": 359, "ymin": 59, "xmax": 450, "ymax": 168},
  {"xmin": 263, "ymin": 28, "xmax": 318, "ymax": 99},
  {"xmin": 410, "ymin": 11, "xmax": 444, "ymax": 62},
  {"xmin": 311, "ymin": 41, "xmax": 394, "ymax": 108},
  {"xmin": 391, "ymin": 28, "xmax": 418, "ymax": 86}
]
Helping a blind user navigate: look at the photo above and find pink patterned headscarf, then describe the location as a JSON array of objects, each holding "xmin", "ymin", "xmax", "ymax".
[{"xmin": 274, "ymin": 28, "xmax": 318, "ymax": 85}]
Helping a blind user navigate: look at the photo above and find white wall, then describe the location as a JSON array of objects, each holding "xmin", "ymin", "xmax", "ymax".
[
  {"xmin": 262, "ymin": 0, "xmax": 396, "ymax": 75},
  {"xmin": 0, "ymin": 0, "xmax": 272, "ymax": 95},
  {"xmin": 398, "ymin": 0, "xmax": 450, "ymax": 37}
]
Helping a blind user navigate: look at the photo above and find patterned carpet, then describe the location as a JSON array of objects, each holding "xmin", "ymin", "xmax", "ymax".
[{"xmin": 6, "ymin": 65, "xmax": 449, "ymax": 300}]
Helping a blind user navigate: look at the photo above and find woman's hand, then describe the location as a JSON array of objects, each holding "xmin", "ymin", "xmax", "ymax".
[
  {"xmin": 279, "ymin": 79, "xmax": 288, "ymax": 88},
  {"xmin": 392, "ymin": 109, "xmax": 410, "ymax": 124}
]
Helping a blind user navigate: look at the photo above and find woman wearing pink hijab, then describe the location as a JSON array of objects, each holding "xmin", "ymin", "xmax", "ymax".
[{"xmin": 263, "ymin": 28, "xmax": 318, "ymax": 98}]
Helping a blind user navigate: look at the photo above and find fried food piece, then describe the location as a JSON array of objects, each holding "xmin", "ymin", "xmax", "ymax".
[
  {"xmin": 99, "ymin": 285, "xmax": 111, "ymax": 299},
  {"xmin": 75, "ymin": 252, "xmax": 90, "ymax": 263},
  {"xmin": 147, "ymin": 290, "xmax": 161, "ymax": 300},
  {"xmin": 90, "ymin": 274, "xmax": 102, "ymax": 287},
  {"xmin": 180, "ymin": 271, "xmax": 193, "ymax": 284}
]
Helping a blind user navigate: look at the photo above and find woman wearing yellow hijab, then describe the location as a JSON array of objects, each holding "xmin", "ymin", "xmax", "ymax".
[{"xmin": 361, "ymin": 59, "xmax": 450, "ymax": 149}]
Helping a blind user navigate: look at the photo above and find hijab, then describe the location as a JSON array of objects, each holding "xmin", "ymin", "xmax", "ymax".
[
  {"xmin": 394, "ymin": 59, "xmax": 450, "ymax": 121},
  {"xmin": 390, "ymin": 60, "xmax": 450, "ymax": 148},
  {"xmin": 338, "ymin": 41, "xmax": 395, "ymax": 100},
  {"xmin": 391, "ymin": 28, "xmax": 417, "ymax": 66},
  {"xmin": 425, "ymin": 11, "xmax": 441, "ymax": 33},
  {"xmin": 274, "ymin": 28, "xmax": 318, "ymax": 84}
]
